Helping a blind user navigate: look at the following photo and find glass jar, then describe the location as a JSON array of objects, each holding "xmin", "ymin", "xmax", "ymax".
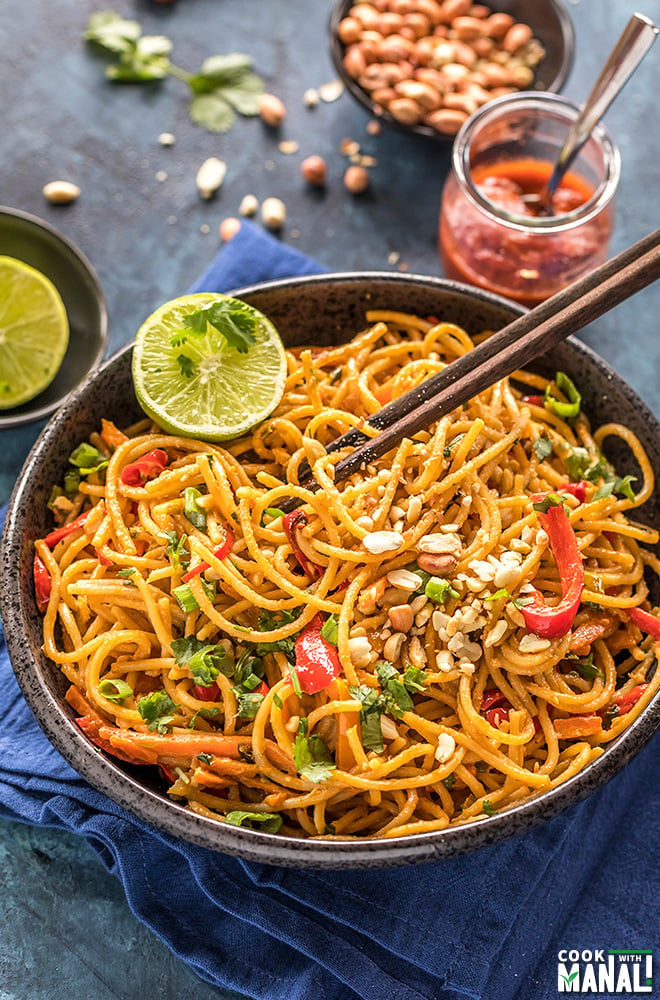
[{"xmin": 438, "ymin": 93, "xmax": 621, "ymax": 306}]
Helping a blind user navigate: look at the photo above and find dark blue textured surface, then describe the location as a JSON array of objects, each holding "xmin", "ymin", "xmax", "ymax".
[{"xmin": 1, "ymin": 2, "xmax": 660, "ymax": 998}]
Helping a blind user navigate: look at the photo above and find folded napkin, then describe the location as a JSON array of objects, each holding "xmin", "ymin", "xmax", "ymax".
[{"xmin": 1, "ymin": 220, "xmax": 658, "ymax": 1000}]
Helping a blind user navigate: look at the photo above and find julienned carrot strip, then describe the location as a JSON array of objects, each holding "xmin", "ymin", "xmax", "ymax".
[
  {"xmin": 330, "ymin": 678, "xmax": 360, "ymax": 772},
  {"xmin": 65, "ymin": 687, "xmax": 102, "ymax": 720},
  {"xmin": 100, "ymin": 725, "xmax": 243, "ymax": 762},
  {"xmin": 553, "ymin": 714, "xmax": 603, "ymax": 739},
  {"xmin": 100, "ymin": 419, "xmax": 129, "ymax": 450}
]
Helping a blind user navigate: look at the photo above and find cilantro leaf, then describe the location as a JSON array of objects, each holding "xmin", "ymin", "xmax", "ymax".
[
  {"xmin": 117, "ymin": 567, "xmax": 136, "ymax": 578},
  {"xmin": 190, "ymin": 53, "xmax": 255, "ymax": 89},
  {"xmin": 293, "ymin": 731, "xmax": 336, "ymax": 783},
  {"xmin": 442, "ymin": 773, "xmax": 456, "ymax": 790},
  {"xmin": 197, "ymin": 752, "xmax": 214, "ymax": 766},
  {"xmin": 171, "ymin": 636, "xmax": 228, "ymax": 687},
  {"xmin": 84, "ymin": 12, "xmax": 141, "ymax": 56},
  {"xmin": 177, "ymin": 354, "xmax": 196, "ymax": 379},
  {"xmin": 402, "ymin": 665, "xmax": 427, "ymax": 694},
  {"xmin": 532, "ymin": 493, "xmax": 566, "ymax": 514},
  {"xmin": 107, "ymin": 34, "xmax": 172, "ymax": 82},
  {"xmin": 165, "ymin": 530, "xmax": 189, "ymax": 569},
  {"xmin": 255, "ymin": 608, "xmax": 300, "ymax": 656},
  {"xmin": 570, "ymin": 652, "xmax": 605, "ymax": 680},
  {"xmin": 138, "ymin": 689, "xmax": 178, "ymax": 733},
  {"xmin": 533, "ymin": 437, "xmax": 554, "ymax": 461},
  {"xmin": 189, "ymin": 92, "xmax": 236, "ymax": 133},
  {"xmin": 224, "ymin": 810, "xmax": 283, "ymax": 833},
  {"xmin": 485, "ymin": 587, "xmax": 533, "ymax": 609},
  {"xmin": 183, "ymin": 300, "xmax": 258, "ymax": 353},
  {"xmin": 482, "ymin": 799, "xmax": 497, "ymax": 816},
  {"xmin": 350, "ymin": 684, "xmax": 385, "ymax": 753},
  {"xmin": 443, "ymin": 433, "xmax": 465, "ymax": 460}
]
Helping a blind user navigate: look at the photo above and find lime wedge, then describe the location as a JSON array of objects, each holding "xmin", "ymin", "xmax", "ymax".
[
  {"xmin": 131, "ymin": 293, "xmax": 287, "ymax": 441},
  {"xmin": 0, "ymin": 255, "xmax": 69, "ymax": 409}
]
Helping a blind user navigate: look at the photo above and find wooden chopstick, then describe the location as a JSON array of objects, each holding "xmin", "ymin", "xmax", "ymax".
[{"xmin": 279, "ymin": 228, "xmax": 660, "ymax": 513}]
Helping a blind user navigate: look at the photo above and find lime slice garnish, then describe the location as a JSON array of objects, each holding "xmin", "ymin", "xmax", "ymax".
[
  {"xmin": 0, "ymin": 255, "xmax": 69, "ymax": 409},
  {"xmin": 131, "ymin": 293, "xmax": 287, "ymax": 441}
]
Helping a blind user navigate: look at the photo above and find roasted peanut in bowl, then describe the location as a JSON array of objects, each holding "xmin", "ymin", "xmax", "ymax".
[{"xmin": 328, "ymin": 0, "xmax": 575, "ymax": 138}]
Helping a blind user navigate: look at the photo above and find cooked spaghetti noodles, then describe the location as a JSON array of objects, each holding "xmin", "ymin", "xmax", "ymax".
[{"xmin": 35, "ymin": 310, "xmax": 660, "ymax": 839}]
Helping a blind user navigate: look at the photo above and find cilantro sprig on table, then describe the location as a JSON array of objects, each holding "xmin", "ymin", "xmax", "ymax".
[{"xmin": 85, "ymin": 12, "xmax": 264, "ymax": 133}]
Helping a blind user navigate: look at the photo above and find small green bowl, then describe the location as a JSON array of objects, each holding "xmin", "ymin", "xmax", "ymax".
[{"xmin": 0, "ymin": 206, "xmax": 108, "ymax": 428}]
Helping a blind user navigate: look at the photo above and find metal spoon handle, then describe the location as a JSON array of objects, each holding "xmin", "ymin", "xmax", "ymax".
[{"xmin": 545, "ymin": 12, "xmax": 658, "ymax": 202}]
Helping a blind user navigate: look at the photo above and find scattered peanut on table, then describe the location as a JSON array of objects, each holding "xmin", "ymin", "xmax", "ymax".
[{"xmin": 336, "ymin": 0, "xmax": 545, "ymax": 135}]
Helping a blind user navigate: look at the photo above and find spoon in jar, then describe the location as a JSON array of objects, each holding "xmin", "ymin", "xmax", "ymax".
[{"xmin": 523, "ymin": 12, "xmax": 658, "ymax": 216}]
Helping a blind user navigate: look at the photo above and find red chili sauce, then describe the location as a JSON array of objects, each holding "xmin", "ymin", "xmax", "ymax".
[{"xmin": 439, "ymin": 158, "xmax": 612, "ymax": 306}]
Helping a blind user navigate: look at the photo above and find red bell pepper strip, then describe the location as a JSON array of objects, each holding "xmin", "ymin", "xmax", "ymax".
[
  {"xmin": 520, "ymin": 500, "xmax": 584, "ymax": 639},
  {"xmin": 34, "ymin": 553, "xmax": 51, "ymax": 612},
  {"xmin": 626, "ymin": 605, "xmax": 660, "ymax": 640},
  {"xmin": 294, "ymin": 613, "xmax": 341, "ymax": 694},
  {"xmin": 120, "ymin": 448, "xmax": 168, "ymax": 486},
  {"xmin": 612, "ymin": 684, "xmax": 649, "ymax": 715},
  {"xmin": 283, "ymin": 510, "xmax": 322, "ymax": 579},
  {"xmin": 181, "ymin": 526, "xmax": 234, "ymax": 583},
  {"xmin": 43, "ymin": 507, "xmax": 94, "ymax": 549},
  {"xmin": 484, "ymin": 705, "xmax": 511, "ymax": 727}
]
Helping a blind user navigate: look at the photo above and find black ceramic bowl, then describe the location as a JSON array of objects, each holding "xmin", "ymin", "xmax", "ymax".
[
  {"xmin": 2, "ymin": 273, "xmax": 659, "ymax": 869},
  {"xmin": 328, "ymin": 0, "xmax": 575, "ymax": 140},
  {"xmin": 0, "ymin": 206, "xmax": 108, "ymax": 428}
]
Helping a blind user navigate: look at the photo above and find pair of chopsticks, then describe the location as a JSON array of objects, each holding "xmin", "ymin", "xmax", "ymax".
[{"xmin": 279, "ymin": 228, "xmax": 660, "ymax": 514}]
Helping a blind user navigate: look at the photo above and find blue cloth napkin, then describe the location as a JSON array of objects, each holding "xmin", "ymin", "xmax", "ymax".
[{"xmin": 1, "ymin": 220, "xmax": 658, "ymax": 1000}]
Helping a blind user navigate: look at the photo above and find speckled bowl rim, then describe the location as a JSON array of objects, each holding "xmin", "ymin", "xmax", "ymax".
[
  {"xmin": 2, "ymin": 271, "xmax": 659, "ymax": 869},
  {"xmin": 327, "ymin": 0, "xmax": 576, "ymax": 141},
  {"xmin": 0, "ymin": 206, "xmax": 108, "ymax": 428}
]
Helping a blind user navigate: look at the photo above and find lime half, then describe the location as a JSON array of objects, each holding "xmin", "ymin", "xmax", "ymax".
[
  {"xmin": 0, "ymin": 256, "xmax": 69, "ymax": 409},
  {"xmin": 132, "ymin": 293, "xmax": 287, "ymax": 441}
]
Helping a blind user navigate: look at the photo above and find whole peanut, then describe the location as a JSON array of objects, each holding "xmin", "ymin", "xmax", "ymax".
[
  {"xmin": 344, "ymin": 165, "xmax": 370, "ymax": 193},
  {"xmin": 300, "ymin": 155, "xmax": 327, "ymax": 186}
]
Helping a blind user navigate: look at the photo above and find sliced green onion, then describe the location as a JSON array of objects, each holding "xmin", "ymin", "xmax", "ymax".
[
  {"xmin": 544, "ymin": 372, "xmax": 581, "ymax": 420},
  {"xmin": 184, "ymin": 487, "xmax": 207, "ymax": 530},
  {"xmin": 98, "ymin": 678, "xmax": 133, "ymax": 703},
  {"xmin": 425, "ymin": 576, "xmax": 459, "ymax": 603}
]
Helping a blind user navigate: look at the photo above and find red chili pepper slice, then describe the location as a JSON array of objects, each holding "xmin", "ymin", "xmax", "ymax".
[
  {"xmin": 480, "ymin": 688, "xmax": 507, "ymax": 712},
  {"xmin": 33, "ymin": 553, "xmax": 51, "ymax": 612},
  {"xmin": 120, "ymin": 448, "xmax": 168, "ymax": 486},
  {"xmin": 520, "ymin": 501, "xmax": 584, "ymax": 639},
  {"xmin": 612, "ymin": 684, "xmax": 649, "ymax": 715},
  {"xmin": 626, "ymin": 605, "xmax": 660, "ymax": 640},
  {"xmin": 522, "ymin": 394, "xmax": 544, "ymax": 406},
  {"xmin": 283, "ymin": 510, "xmax": 322, "ymax": 579},
  {"xmin": 484, "ymin": 705, "xmax": 511, "ymax": 727},
  {"xmin": 193, "ymin": 681, "xmax": 221, "ymax": 702},
  {"xmin": 560, "ymin": 480, "xmax": 588, "ymax": 502},
  {"xmin": 43, "ymin": 508, "xmax": 94, "ymax": 549},
  {"xmin": 181, "ymin": 526, "xmax": 235, "ymax": 583},
  {"xmin": 294, "ymin": 612, "xmax": 341, "ymax": 694}
]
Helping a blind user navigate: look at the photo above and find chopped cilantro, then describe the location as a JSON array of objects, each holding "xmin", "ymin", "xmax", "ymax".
[
  {"xmin": 177, "ymin": 354, "xmax": 196, "ymax": 379},
  {"xmin": 570, "ymin": 652, "xmax": 604, "ymax": 680},
  {"xmin": 171, "ymin": 636, "xmax": 228, "ymax": 687},
  {"xmin": 224, "ymin": 810, "xmax": 283, "ymax": 832},
  {"xmin": 138, "ymin": 689, "xmax": 178, "ymax": 733},
  {"xmin": 533, "ymin": 437, "xmax": 554, "ymax": 461},
  {"xmin": 183, "ymin": 299, "xmax": 258, "ymax": 353},
  {"xmin": 84, "ymin": 13, "xmax": 263, "ymax": 133},
  {"xmin": 442, "ymin": 773, "xmax": 456, "ymax": 790},
  {"xmin": 443, "ymin": 433, "xmax": 465, "ymax": 460},
  {"xmin": 165, "ymin": 530, "xmax": 189, "ymax": 569},
  {"xmin": 197, "ymin": 752, "xmax": 214, "ymax": 765},
  {"xmin": 532, "ymin": 493, "xmax": 566, "ymax": 514},
  {"xmin": 288, "ymin": 663, "xmax": 302, "ymax": 697},
  {"xmin": 482, "ymin": 799, "xmax": 496, "ymax": 816},
  {"xmin": 293, "ymin": 730, "xmax": 336, "ymax": 783}
]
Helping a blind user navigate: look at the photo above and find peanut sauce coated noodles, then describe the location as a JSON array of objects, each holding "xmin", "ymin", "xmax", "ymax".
[{"xmin": 35, "ymin": 311, "xmax": 660, "ymax": 839}]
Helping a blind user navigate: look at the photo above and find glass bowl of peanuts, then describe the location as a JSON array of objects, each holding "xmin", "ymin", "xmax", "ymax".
[{"xmin": 328, "ymin": 0, "xmax": 575, "ymax": 139}]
